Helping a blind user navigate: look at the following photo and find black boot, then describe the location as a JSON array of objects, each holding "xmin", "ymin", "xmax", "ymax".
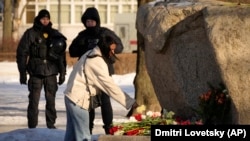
[
  {"xmin": 103, "ymin": 125, "xmax": 111, "ymax": 134},
  {"xmin": 47, "ymin": 125, "xmax": 56, "ymax": 129},
  {"xmin": 89, "ymin": 109, "xmax": 95, "ymax": 135},
  {"xmin": 89, "ymin": 128, "xmax": 93, "ymax": 135}
]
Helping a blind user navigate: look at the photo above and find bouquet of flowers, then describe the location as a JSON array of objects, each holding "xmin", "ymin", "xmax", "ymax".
[
  {"xmin": 109, "ymin": 105, "xmax": 202, "ymax": 136},
  {"xmin": 195, "ymin": 82, "xmax": 231, "ymax": 124}
]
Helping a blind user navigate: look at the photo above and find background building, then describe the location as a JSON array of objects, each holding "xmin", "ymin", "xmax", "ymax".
[{"xmin": 1, "ymin": 0, "xmax": 138, "ymax": 52}]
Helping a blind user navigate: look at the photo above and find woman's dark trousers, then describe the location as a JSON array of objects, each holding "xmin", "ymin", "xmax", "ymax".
[{"xmin": 89, "ymin": 92, "xmax": 113, "ymax": 134}]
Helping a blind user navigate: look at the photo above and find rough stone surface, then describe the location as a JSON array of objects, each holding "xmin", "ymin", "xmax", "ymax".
[{"xmin": 137, "ymin": 0, "xmax": 250, "ymax": 123}]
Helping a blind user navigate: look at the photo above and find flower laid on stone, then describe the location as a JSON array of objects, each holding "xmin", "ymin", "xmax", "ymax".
[
  {"xmin": 195, "ymin": 82, "xmax": 231, "ymax": 124},
  {"xmin": 109, "ymin": 105, "xmax": 203, "ymax": 136}
]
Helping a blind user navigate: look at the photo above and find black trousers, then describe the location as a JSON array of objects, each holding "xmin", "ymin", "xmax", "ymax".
[
  {"xmin": 27, "ymin": 75, "xmax": 58, "ymax": 128},
  {"xmin": 89, "ymin": 92, "xmax": 113, "ymax": 134}
]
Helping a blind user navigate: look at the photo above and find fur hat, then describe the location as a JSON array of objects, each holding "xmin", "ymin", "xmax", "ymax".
[
  {"xmin": 37, "ymin": 9, "xmax": 50, "ymax": 20},
  {"xmin": 81, "ymin": 7, "xmax": 100, "ymax": 28}
]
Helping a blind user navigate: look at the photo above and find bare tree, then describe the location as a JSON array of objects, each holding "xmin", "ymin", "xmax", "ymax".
[
  {"xmin": 2, "ymin": 0, "xmax": 13, "ymax": 52},
  {"xmin": 127, "ymin": 0, "xmax": 161, "ymax": 117},
  {"xmin": 1, "ymin": 0, "xmax": 29, "ymax": 52},
  {"xmin": 12, "ymin": 0, "xmax": 21, "ymax": 42}
]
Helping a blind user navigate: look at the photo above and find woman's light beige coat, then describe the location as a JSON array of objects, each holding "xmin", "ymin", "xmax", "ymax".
[{"xmin": 64, "ymin": 47, "xmax": 135, "ymax": 110}]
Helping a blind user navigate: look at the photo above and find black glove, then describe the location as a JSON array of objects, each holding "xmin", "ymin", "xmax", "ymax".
[
  {"xmin": 58, "ymin": 74, "xmax": 65, "ymax": 85},
  {"xmin": 20, "ymin": 73, "xmax": 27, "ymax": 85}
]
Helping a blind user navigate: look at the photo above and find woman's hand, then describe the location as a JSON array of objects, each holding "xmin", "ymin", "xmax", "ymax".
[{"xmin": 126, "ymin": 102, "xmax": 139, "ymax": 118}]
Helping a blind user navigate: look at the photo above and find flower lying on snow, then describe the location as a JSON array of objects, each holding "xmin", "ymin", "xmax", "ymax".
[{"xmin": 109, "ymin": 105, "xmax": 202, "ymax": 136}]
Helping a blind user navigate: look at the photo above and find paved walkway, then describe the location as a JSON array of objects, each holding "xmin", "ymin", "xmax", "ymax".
[
  {"xmin": 0, "ymin": 124, "xmax": 105, "ymax": 135},
  {"xmin": 0, "ymin": 108, "xmax": 106, "ymax": 135}
]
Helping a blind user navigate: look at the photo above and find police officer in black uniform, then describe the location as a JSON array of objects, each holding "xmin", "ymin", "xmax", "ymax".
[
  {"xmin": 16, "ymin": 9, "xmax": 67, "ymax": 129},
  {"xmin": 68, "ymin": 7, "xmax": 124, "ymax": 134}
]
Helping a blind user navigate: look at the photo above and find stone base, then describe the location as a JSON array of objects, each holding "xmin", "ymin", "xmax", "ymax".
[{"xmin": 98, "ymin": 135, "xmax": 150, "ymax": 141}]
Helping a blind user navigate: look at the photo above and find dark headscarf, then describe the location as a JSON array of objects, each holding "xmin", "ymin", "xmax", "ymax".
[{"xmin": 98, "ymin": 35, "xmax": 118, "ymax": 64}]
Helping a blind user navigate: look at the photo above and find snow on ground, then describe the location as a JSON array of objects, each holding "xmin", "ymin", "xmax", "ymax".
[{"xmin": 0, "ymin": 61, "xmax": 136, "ymax": 141}]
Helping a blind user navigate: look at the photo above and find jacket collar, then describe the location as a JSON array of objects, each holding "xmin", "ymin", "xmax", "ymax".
[{"xmin": 87, "ymin": 46, "xmax": 102, "ymax": 58}]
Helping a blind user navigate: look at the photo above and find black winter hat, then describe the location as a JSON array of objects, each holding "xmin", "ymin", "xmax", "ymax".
[
  {"xmin": 81, "ymin": 7, "xmax": 100, "ymax": 28},
  {"xmin": 37, "ymin": 9, "xmax": 50, "ymax": 20}
]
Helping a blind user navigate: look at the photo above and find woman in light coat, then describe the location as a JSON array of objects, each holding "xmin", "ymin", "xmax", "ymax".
[{"xmin": 64, "ymin": 35, "xmax": 138, "ymax": 141}]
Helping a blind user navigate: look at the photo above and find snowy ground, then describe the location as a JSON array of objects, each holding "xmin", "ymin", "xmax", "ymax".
[{"xmin": 0, "ymin": 61, "xmax": 136, "ymax": 141}]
